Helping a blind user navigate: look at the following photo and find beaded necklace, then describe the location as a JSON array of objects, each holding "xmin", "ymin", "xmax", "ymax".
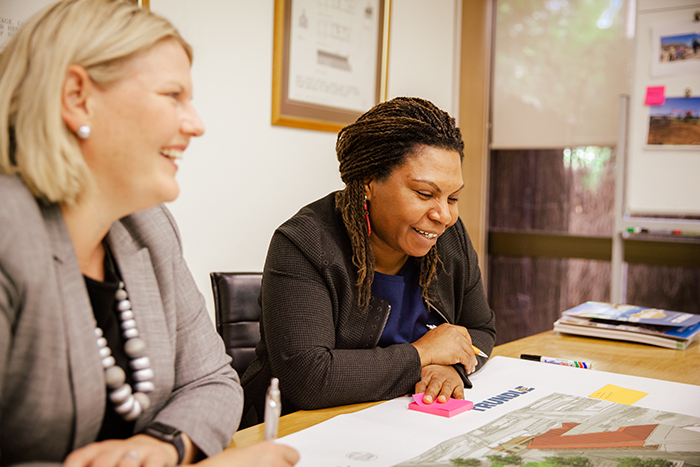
[{"xmin": 94, "ymin": 280, "xmax": 155, "ymax": 421}]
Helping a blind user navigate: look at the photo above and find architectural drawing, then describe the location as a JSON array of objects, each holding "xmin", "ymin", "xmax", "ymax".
[{"xmin": 395, "ymin": 393, "xmax": 700, "ymax": 467}]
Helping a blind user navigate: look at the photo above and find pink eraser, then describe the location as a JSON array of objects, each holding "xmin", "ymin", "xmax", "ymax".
[{"xmin": 409, "ymin": 393, "xmax": 473, "ymax": 418}]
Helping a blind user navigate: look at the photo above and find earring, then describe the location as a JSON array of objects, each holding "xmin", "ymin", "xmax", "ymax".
[
  {"xmin": 77, "ymin": 125, "xmax": 91, "ymax": 139},
  {"xmin": 363, "ymin": 196, "xmax": 371, "ymax": 237}
]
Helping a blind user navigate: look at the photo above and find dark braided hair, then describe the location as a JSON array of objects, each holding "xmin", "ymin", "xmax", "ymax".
[{"xmin": 335, "ymin": 97, "xmax": 464, "ymax": 311}]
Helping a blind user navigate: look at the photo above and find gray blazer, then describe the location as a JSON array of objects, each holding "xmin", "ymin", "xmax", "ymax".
[{"xmin": 0, "ymin": 175, "xmax": 242, "ymax": 466}]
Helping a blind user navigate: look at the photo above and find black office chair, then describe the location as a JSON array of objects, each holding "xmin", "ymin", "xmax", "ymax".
[{"xmin": 210, "ymin": 272, "xmax": 262, "ymax": 377}]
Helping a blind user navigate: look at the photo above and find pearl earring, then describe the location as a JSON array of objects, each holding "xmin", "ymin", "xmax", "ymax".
[{"xmin": 77, "ymin": 125, "xmax": 91, "ymax": 139}]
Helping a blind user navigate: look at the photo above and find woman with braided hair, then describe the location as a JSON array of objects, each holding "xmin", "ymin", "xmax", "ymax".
[{"xmin": 240, "ymin": 97, "xmax": 496, "ymax": 427}]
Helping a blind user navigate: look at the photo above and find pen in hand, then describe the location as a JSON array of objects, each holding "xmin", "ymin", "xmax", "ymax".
[
  {"xmin": 425, "ymin": 324, "xmax": 489, "ymax": 358},
  {"xmin": 264, "ymin": 377, "xmax": 281, "ymax": 440}
]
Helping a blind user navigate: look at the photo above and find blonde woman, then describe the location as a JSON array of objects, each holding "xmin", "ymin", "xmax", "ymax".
[{"xmin": 0, "ymin": 1, "xmax": 297, "ymax": 466}]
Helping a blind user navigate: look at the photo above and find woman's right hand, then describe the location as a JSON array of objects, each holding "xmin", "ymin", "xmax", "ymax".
[
  {"xmin": 411, "ymin": 323, "xmax": 477, "ymax": 374},
  {"xmin": 415, "ymin": 364, "xmax": 464, "ymax": 404},
  {"xmin": 198, "ymin": 441, "xmax": 299, "ymax": 467}
]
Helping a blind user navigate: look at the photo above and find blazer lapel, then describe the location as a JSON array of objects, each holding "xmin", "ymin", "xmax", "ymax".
[
  {"xmin": 41, "ymin": 204, "xmax": 106, "ymax": 449},
  {"xmin": 106, "ymin": 220, "xmax": 173, "ymax": 430}
]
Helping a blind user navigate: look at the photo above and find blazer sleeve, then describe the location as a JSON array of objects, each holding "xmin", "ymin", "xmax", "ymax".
[
  {"xmin": 261, "ymin": 231, "xmax": 422, "ymax": 411},
  {"xmin": 0, "ymin": 262, "xmax": 62, "ymax": 467},
  {"xmin": 143, "ymin": 207, "xmax": 242, "ymax": 457},
  {"xmin": 0, "ymin": 266, "xmax": 13, "ymax": 464},
  {"xmin": 454, "ymin": 219, "xmax": 497, "ymax": 370}
]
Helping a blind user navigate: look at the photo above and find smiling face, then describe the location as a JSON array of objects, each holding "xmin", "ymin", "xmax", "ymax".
[
  {"xmin": 364, "ymin": 145, "xmax": 463, "ymax": 274},
  {"xmin": 80, "ymin": 38, "xmax": 204, "ymax": 214}
]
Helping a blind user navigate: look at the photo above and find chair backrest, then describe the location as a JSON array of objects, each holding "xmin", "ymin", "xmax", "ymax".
[{"xmin": 210, "ymin": 272, "xmax": 262, "ymax": 377}]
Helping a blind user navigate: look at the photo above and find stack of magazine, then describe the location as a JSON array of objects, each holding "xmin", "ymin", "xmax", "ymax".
[{"xmin": 554, "ymin": 301, "xmax": 700, "ymax": 350}]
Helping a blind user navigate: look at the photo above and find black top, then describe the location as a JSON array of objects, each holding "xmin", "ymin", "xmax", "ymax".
[{"xmin": 84, "ymin": 246, "xmax": 135, "ymax": 440}]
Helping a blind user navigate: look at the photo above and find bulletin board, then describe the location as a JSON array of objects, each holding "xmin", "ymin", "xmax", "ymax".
[{"xmin": 626, "ymin": 0, "xmax": 700, "ymax": 215}]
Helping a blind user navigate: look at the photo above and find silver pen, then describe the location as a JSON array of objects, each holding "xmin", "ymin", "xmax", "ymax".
[{"xmin": 264, "ymin": 377, "xmax": 281, "ymax": 440}]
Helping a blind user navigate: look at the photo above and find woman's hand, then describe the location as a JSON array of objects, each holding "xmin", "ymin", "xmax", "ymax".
[
  {"xmin": 198, "ymin": 441, "xmax": 299, "ymax": 467},
  {"xmin": 64, "ymin": 438, "xmax": 299, "ymax": 467},
  {"xmin": 63, "ymin": 434, "xmax": 178, "ymax": 467},
  {"xmin": 415, "ymin": 364, "xmax": 464, "ymax": 404},
  {"xmin": 411, "ymin": 323, "xmax": 477, "ymax": 374}
]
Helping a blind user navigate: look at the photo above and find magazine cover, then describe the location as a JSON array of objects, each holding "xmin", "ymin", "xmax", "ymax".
[
  {"xmin": 557, "ymin": 315, "xmax": 700, "ymax": 340},
  {"xmin": 562, "ymin": 301, "xmax": 700, "ymax": 327}
]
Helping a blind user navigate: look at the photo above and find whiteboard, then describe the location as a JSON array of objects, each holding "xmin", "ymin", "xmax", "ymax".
[{"xmin": 626, "ymin": 0, "xmax": 700, "ymax": 215}]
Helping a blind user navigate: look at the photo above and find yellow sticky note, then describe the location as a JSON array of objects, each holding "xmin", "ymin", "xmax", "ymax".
[{"xmin": 589, "ymin": 384, "xmax": 648, "ymax": 405}]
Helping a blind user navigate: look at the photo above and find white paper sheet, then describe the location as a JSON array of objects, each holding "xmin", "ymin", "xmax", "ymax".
[{"xmin": 277, "ymin": 356, "xmax": 700, "ymax": 467}]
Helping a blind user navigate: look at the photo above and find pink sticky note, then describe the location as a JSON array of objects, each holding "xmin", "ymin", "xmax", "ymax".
[
  {"xmin": 408, "ymin": 393, "xmax": 473, "ymax": 418},
  {"xmin": 645, "ymin": 86, "xmax": 665, "ymax": 106}
]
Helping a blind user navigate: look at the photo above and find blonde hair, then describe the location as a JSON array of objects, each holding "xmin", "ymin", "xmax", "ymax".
[{"xmin": 0, "ymin": 0, "xmax": 192, "ymax": 205}]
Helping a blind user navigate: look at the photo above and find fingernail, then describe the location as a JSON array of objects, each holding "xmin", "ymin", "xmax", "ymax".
[{"xmin": 423, "ymin": 395, "xmax": 433, "ymax": 403}]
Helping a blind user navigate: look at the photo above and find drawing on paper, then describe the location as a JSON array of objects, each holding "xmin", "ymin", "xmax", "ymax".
[{"xmin": 394, "ymin": 393, "xmax": 700, "ymax": 467}]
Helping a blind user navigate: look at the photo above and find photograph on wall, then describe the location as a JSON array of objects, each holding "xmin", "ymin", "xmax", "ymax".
[
  {"xmin": 651, "ymin": 21, "xmax": 700, "ymax": 76},
  {"xmin": 647, "ymin": 96, "xmax": 700, "ymax": 146}
]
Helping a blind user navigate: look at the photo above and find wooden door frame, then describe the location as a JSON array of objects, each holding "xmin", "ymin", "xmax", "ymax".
[{"xmin": 458, "ymin": 0, "xmax": 494, "ymax": 276}]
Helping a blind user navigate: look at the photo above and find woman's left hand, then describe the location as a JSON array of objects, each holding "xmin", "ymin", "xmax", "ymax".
[
  {"xmin": 414, "ymin": 364, "xmax": 464, "ymax": 404},
  {"xmin": 63, "ymin": 434, "xmax": 179, "ymax": 467}
]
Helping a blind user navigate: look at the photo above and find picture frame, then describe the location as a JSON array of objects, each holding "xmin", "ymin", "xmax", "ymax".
[
  {"xmin": 646, "ymin": 96, "xmax": 700, "ymax": 148},
  {"xmin": 271, "ymin": 0, "xmax": 391, "ymax": 132},
  {"xmin": 651, "ymin": 21, "xmax": 700, "ymax": 77},
  {"xmin": 0, "ymin": 0, "xmax": 149, "ymax": 51}
]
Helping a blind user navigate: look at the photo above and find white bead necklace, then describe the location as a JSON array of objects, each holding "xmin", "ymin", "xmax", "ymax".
[{"xmin": 94, "ymin": 281, "xmax": 154, "ymax": 421}]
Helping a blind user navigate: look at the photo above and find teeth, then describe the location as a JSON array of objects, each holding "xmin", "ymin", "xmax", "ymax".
[
  {"xmin": 414, "ymin": 228, "xmax": 438, "ymax": 239},
  {"xmin": 160, "ymin": 149, "xmax": 183, "ymax": 160}
]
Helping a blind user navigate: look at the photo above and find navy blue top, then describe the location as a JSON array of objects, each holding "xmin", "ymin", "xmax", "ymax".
[{"xmin": 372, "ymin": 258, "xmax": 442, "ymax": 347}]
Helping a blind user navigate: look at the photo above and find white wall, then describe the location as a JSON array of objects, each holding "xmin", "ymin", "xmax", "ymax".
[
  {"xmin": 150, "ymin": 0, "xmax": 460, "ymax": 322},
  {"xmin": 386, "ymin": 0, "xmax": 459, "ymax": 112}
]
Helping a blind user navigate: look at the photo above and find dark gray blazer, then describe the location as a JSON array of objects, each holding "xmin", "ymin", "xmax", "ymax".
[
  {"xmin": 0, "ymin": 175, "xmax": 242, "ymax": 466},
  {"xmin": 241, "ymin": 192, "xmax": 496, "ymax": 427}
]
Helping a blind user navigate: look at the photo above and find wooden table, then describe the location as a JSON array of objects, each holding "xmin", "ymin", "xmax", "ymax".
[
  {"xmin": 491, "ymin": 330, "xmax": 700, "ymax": 385},
  {"xmin": 230, "ymin": 330, "xmax": 699, "ymax": 448}
]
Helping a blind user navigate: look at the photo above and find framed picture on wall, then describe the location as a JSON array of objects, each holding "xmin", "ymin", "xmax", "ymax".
[
  {"xmin": 647, "ymin": 96, "xmax": 700, "ymax": 147},
  {"xmin": 271, "ymin": 0, "xmax": 390, "ymax": 133},
  {"xmin": 651, "ymin": 21, "xmax": 700, "ymax": 77},
  {"xmin": 0, "ymin": 0, "xmax": 57, "ymax": 51},
  {"xmin": 0, "ymin": 0, "xmax": 148, "ymax": 52}
]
